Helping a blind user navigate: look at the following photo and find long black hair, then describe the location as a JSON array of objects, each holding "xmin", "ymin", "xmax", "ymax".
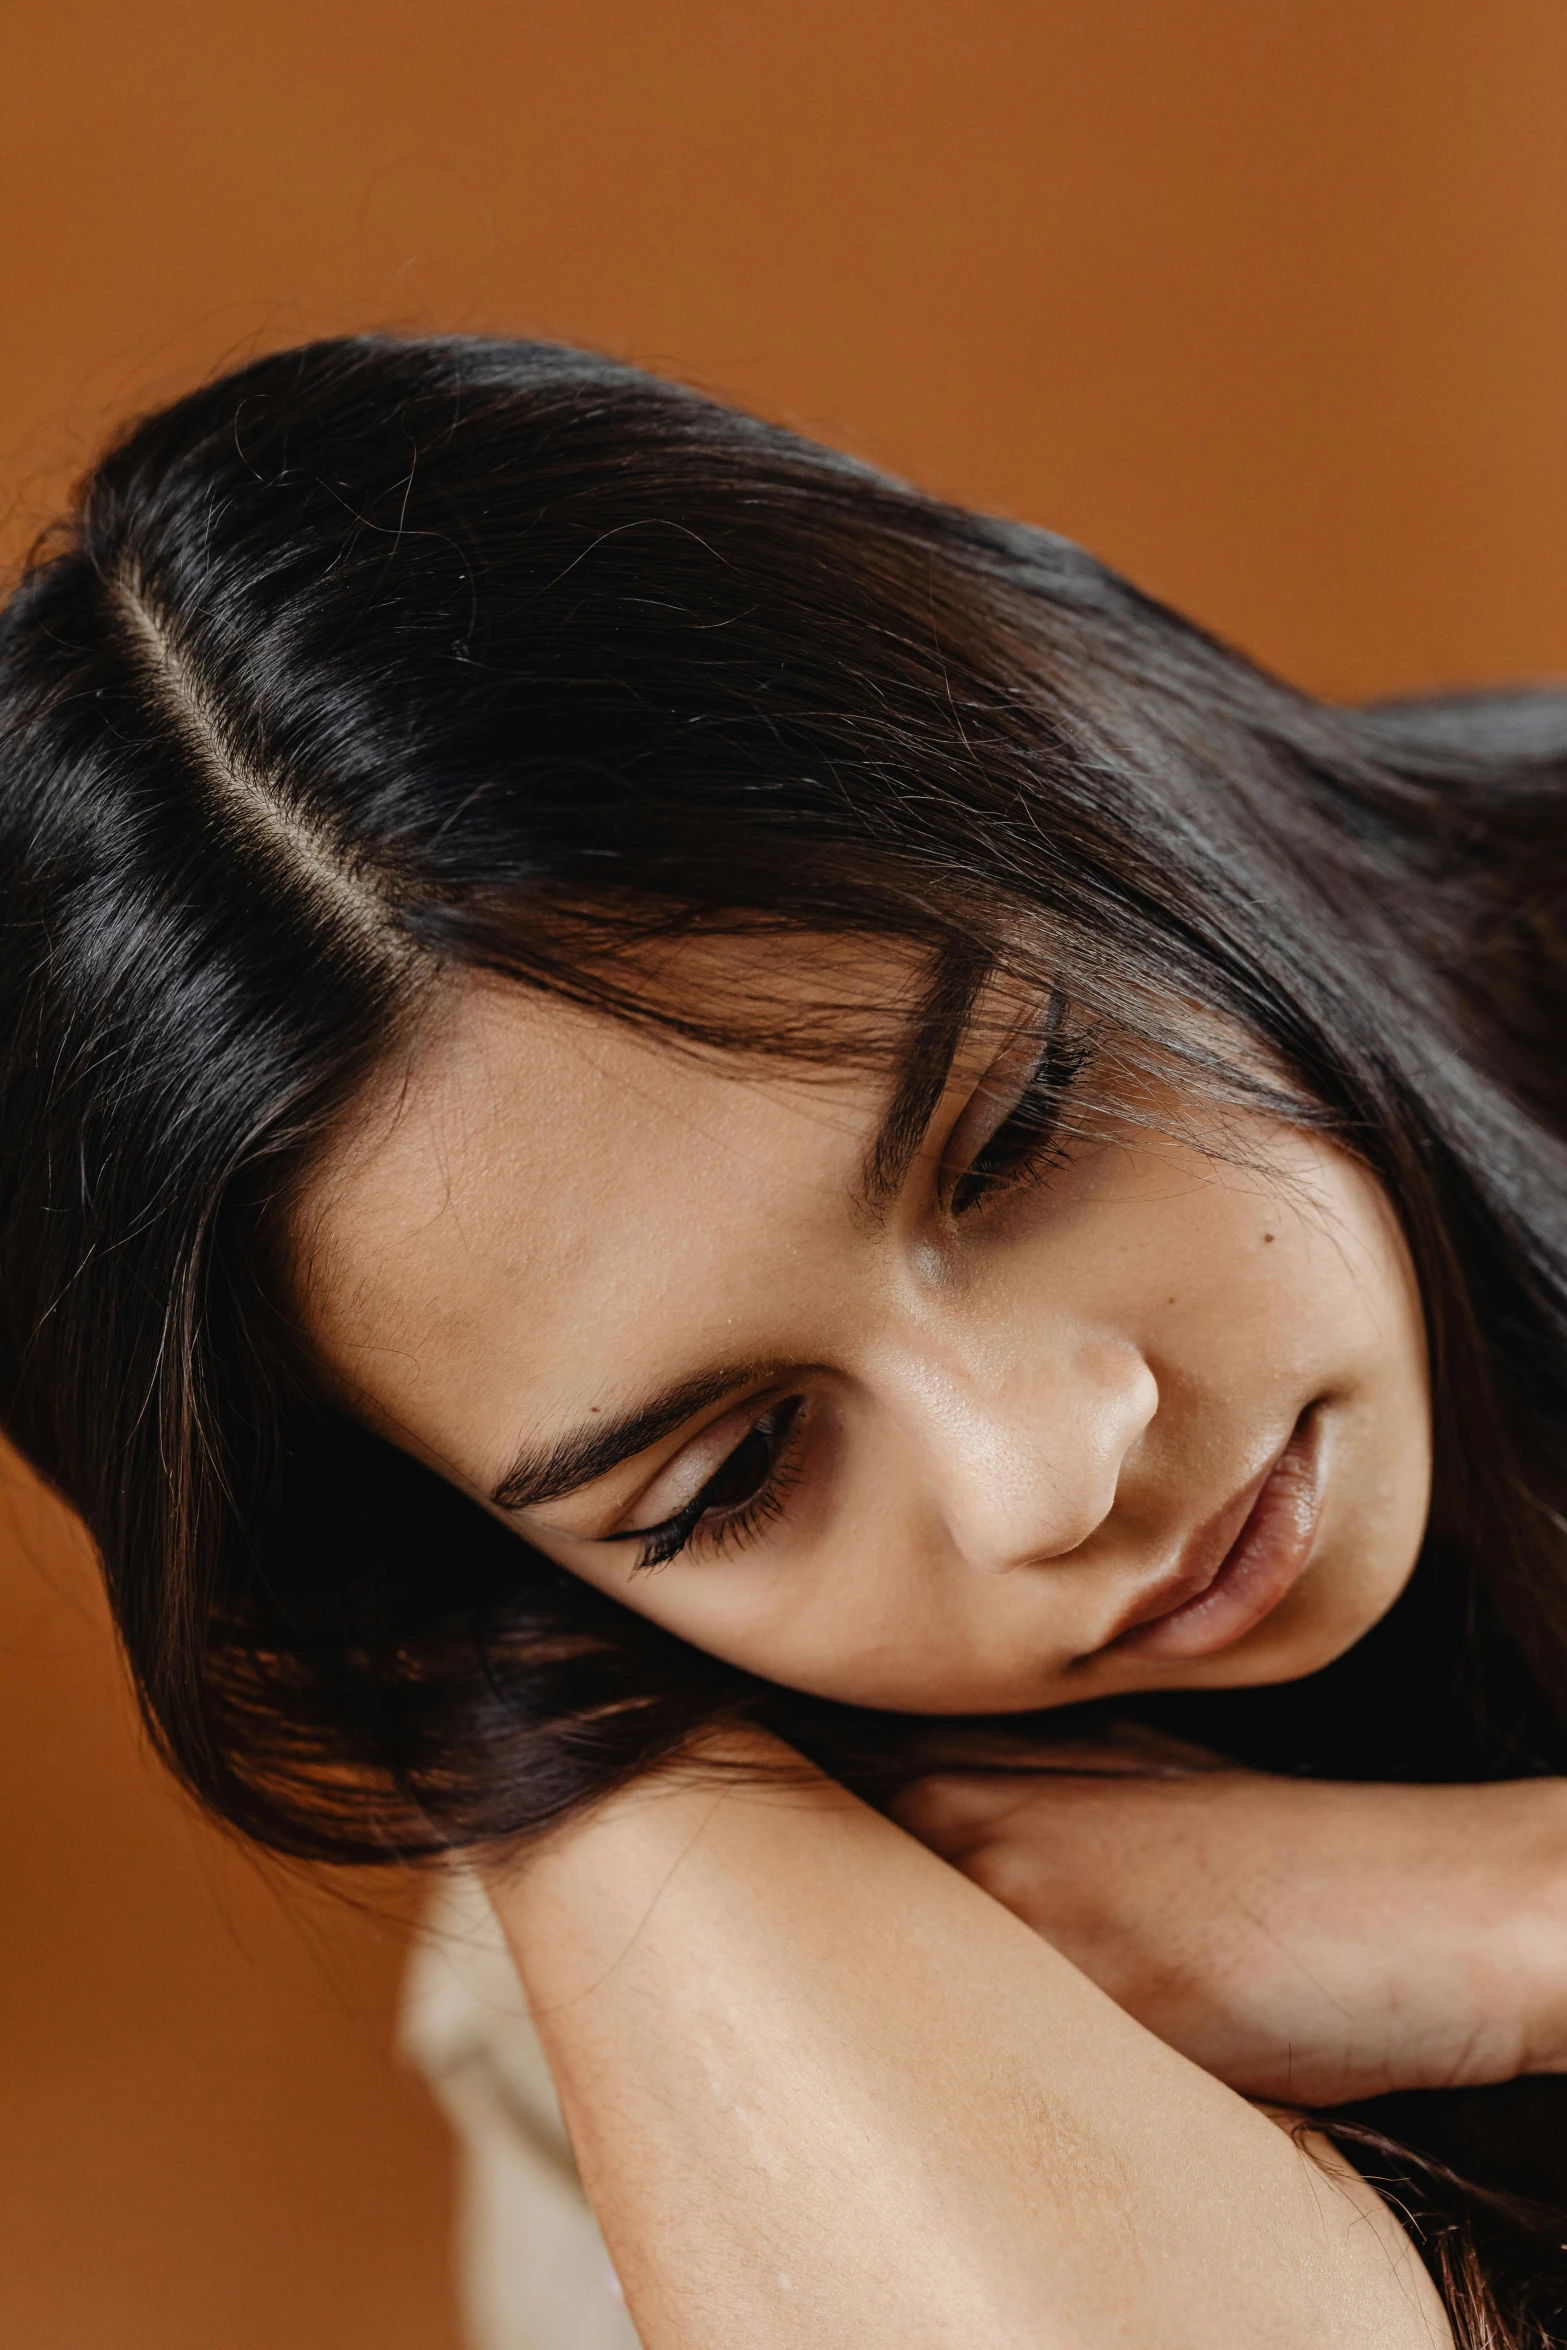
[{"xmin": 3, "ymin": 335, "xmax": 1567, "ymax": 2341}]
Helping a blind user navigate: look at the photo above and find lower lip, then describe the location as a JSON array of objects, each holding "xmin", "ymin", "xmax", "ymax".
[{"xmin": 1111, "ymin": 1417, "xmax": 1326, "ymax": 1663}]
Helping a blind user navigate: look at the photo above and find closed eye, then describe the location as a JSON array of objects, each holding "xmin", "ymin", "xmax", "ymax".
[
  {"xmin": 622, "ymin": 1395, "xmax": 809, "ymax": 1571},
  {"xmin": 946, "ymin": 991, "xmax": 1087, "ymax": 1214}
]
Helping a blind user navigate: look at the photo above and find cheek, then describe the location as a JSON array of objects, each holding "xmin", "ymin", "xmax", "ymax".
[
  {"xmin": 555, "ymin": 1550, "xmax": 831, "ymax": 1686},
  {"xmin": 625, "ymin": 1592, "xmax": 947, "ymax": 1709},
  {"xmin": 1145, "ymin": 1141, "xmax": 1422, "ymax": 1395},
  {"xmin": 1284, "ymin": 1161, "xmax": 1427, "ymax": 1406},
  {"xmin": 557, "ymin": 1542, "xmax": 1059, "ymax": 1714}
]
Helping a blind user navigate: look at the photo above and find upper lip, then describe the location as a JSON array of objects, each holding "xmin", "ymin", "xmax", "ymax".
[{"xmin": 1098, "ymin": 1434, "xmax": 1298, "ymax": 1648}]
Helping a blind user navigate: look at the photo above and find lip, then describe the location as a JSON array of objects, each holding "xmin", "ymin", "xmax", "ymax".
[{"xmin": 1104, "ymin": 1412, "xmax": 1326, "ymax": 1663}]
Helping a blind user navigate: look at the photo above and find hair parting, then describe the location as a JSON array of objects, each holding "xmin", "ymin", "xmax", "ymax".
[{"xmin": 4, "ymin": 333, "xmax": 1567, "ymax": 2339}]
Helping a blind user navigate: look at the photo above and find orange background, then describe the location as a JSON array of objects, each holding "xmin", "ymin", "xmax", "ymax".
[{"xmin": 3, "ymin": 6, "xmax": 1566, "ymax": 2345}]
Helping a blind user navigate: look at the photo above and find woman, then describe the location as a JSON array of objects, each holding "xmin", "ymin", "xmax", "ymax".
[{"xmin": 4, "ymin": 332, "xmax": 1567, "ymax": 2345}]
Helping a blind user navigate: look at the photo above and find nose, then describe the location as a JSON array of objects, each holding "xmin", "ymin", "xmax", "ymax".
[{"xmin": 881, "ymin": 1323, "xmax": 1158, "ymax": 1573}]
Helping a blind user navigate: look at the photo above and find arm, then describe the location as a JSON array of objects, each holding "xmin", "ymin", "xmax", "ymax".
[
  {"xmin": 896, "ymin": 1744, "xmax": 1567, "ymax": 2105},
  {"xmin": 485, "ymin": 1736, "xmax": 1449, "ymax": 2350}
]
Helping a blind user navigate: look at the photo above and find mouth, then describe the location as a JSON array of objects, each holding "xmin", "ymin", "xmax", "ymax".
[{"xmin": 1104, "ymin": 1410, "xmax": 1327, "ymax": 1664}]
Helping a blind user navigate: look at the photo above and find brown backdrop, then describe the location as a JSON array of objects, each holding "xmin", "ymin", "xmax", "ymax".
[{"xmin": 3, "ymin": 6, "xmax": 1566, "ymax": 2345}]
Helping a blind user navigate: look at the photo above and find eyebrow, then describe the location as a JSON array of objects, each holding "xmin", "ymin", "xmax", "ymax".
[
  {"xmin": 857, "ymin": 949, "xmax": 987, "ymax": 1211},
  {"xmin": 490, "ymin": 1360, "xmax": 789, "ymax": 1512},
  {"xmin": 489, "ymin": 953, "xmax": 988, "ymax": 1515}
]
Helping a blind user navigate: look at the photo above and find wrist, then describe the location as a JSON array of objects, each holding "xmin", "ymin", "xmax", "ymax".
[
  {"xmin": 1500, "ymin": 1779, "xmax": 1567, "ymax": 2076},
  {"xmin": 479, "ymin": 1731, "xmax": 846, "ymax": 2000}
]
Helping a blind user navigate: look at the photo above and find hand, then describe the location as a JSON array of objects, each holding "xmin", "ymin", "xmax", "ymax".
[{"xmin": 893, "ymin": 1734, "xmax": 1567, "ymax": 2106}]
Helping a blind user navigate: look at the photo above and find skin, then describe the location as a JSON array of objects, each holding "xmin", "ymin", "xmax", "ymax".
[
  {"xmin": 303, "ymin": 958, "xmax": 1433, "ymax": 1717},
  {"xmin": 894, "ymin": 1734, "xmax": 1567, "ymax": 2105},
  {"xmin": 295, "ymin": 947, "xmax": 1563, "ymax": 2341},
  {"xmin": 495, "ymin": 1733, "xmax": 1451, "ymax": 2350}
]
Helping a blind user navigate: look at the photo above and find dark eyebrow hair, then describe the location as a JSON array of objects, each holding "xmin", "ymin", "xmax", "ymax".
[
  {"xmin": 491, "ymin": 951, "xmax": 991, "ymax": 1514},
  {"xmin": 858, "ymin": 948, "xmax": 989, "ymax": 1210},
  {"xmin": 490, "ymin": 1360, "xmax": 788, "ymax": 1511}
]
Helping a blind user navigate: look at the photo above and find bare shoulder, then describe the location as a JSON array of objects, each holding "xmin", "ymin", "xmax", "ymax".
[{"xmin": 1257, "ymin": 2108, "xmax": 1453, "ymax": 2348}]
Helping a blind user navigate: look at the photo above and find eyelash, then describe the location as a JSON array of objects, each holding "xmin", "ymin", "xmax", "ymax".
[
  {"xmin": 632, "ymin": 1396, "xmax": 809, "ymax": 1573},
  {"xmin": 627, "ymin": 1010, "xmax": 1087, "ymax": 1572},
  {"xmin": 949, "ymin": 1017, "xmax": 1088, "ymax": 1216}
]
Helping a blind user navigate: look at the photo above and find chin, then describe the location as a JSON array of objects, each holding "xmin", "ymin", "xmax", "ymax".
[{"xmin": 1151, "ymin": 1546, "xmax": 1421, "ymax": 1693}]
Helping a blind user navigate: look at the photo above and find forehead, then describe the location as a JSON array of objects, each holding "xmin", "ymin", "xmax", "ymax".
[{"xmin": 294, "ymin": 958, "xmax": 903, "ymax": 1465}]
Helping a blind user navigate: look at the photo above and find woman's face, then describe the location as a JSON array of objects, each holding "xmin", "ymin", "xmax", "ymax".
[{"xmin": 299, "ymin": 954, "xmax": 1432, "ymax": 1716}]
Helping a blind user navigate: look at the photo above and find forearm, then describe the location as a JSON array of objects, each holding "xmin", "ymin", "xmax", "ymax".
[{"xmin": 485, "ymin": 1738, "xmax": 1447, "ymax": 2350}]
